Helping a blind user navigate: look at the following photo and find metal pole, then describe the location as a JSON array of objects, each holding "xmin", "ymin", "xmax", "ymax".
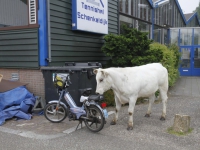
[{"xmin": 47, "ymin": 0, "xmax": 52, "ymax": 62}]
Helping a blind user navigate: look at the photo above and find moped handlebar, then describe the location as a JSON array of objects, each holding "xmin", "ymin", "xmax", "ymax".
[{"xmin": 65, "ymin": 74, "xmax": 72, "ymax": 85}]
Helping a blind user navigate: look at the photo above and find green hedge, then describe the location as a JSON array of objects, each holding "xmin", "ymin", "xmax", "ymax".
[
  {"xmin": 101, "ymin": 24, "xmax": 153, "ymax": 67},
  {"xmin": 150, "ymin": 42, "xmax": 180, "ymax": 87}
]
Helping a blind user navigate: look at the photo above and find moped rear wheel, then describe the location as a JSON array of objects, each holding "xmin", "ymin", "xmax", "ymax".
[
  {"xmin": 84, "ymin": 105, "xmax": 105, "ymax": 132},
  {"xmin": 44, "ymin": 103, "xmax": 67, "ymax": 123}
]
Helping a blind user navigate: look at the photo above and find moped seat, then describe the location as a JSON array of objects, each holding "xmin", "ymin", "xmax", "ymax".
[
  {"xmin": 88, "ymin": 94, "xmax": 104, "ymax": 101},
  {"xmin": 80, "ymin": 88, "xmax": 92, "ymax": 96}
]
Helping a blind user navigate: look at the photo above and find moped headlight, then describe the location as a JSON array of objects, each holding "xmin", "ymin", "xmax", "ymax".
[{"xmin": 56, "ymin": 80, "xmax": 64, "ymax": 87}]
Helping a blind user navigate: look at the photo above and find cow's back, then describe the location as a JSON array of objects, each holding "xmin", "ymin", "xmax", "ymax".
[
  {"xmin": 131, "ymin": 63, "xmax": 168, "ymax": 87},
  {"xmin": 139, "ymin": 63, "xmax": 168, "ymax": 85},
  {"xmin": 106, "ymin": 63, "xmax": 168, "ymax": 96}
]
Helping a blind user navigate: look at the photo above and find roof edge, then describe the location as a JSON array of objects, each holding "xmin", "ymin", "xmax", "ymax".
[
  {"xmin": 174, "ymin": 0, "xmax": 187, "ymax": 24},
  {"xmin": 147, "ymin": 0, "xmax": 154, "ymax": 8},
  {"xmin": 186, "ymin": 12, "xmax": 200, "ymax": 25}
]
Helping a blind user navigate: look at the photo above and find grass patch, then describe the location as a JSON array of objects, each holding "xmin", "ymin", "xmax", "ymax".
[
  {"xmin": 136, "ymin": 98, "xmax": 148, "ymax": 105},
  {"xmin": 167, "ymin": 127, "xmax": 193, "ymax": 136}
]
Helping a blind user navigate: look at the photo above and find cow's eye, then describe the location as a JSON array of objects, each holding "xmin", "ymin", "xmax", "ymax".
[{"xmin": 100, "ymin": 79, "xmax": 103, "ymax": 82}]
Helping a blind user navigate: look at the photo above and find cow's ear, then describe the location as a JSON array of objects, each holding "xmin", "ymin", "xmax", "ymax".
[
  {"xmin": 93, "ymin": 69, "xmax": 98, "ymax": 74},
  {"xmin": 101, "ymin": 71, "xmax": 108, "ymax": 77}
]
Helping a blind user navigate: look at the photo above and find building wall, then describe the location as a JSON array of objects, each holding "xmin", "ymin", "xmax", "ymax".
[
  {"xmin": 49, "ymin": 0, "xmax": 118, "ymax": 66},
  {"xmin": 0, "ymin": 68, "xmax": 45, "ymax": 99},
  {"xmin": 153, "ymin": 0, "xmax": 186, "ymax": 27},
  {"xmin": 0, "ymin": 0, "xmax": 118, "ymax": 103},
  {"xmin": 0, "ymin": 28, "xmax": 39, "ymax": 68},
  {"xmin": 119, "ymin": 0, "xmax": 152, "ymax": 22}
]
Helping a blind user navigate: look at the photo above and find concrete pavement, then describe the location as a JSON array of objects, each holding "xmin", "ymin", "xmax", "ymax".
[
  {"xmin": 2, "ymin": 76, "xmax": 200, "ymax": 139},
  {"xmin": 169, "ymin": 76, "xmax": 200, "ymax": 97},
  {"xmin": 0, "ymin": 76, "xmax": 200, "ymax": 150}
]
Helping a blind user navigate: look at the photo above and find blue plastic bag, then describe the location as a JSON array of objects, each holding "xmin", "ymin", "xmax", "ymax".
[{"xmin": 0, "ymin": 86, "xmax": 36, "ymax": 125}]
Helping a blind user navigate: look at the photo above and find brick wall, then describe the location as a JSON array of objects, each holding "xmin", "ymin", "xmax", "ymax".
[{"xmin": 0, "ymin": 68, "xmax": 45, "ymax": 99}]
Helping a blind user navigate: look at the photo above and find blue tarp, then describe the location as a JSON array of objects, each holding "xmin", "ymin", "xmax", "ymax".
[{"xmin": 0, "ymin": 86, "xmax": 36, "ymax": 125}]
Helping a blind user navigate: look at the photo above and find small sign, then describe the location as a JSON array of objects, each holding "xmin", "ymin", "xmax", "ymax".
[{"xmin": 72, "ymin": 0, "xmax": 108, "ymax": 34}]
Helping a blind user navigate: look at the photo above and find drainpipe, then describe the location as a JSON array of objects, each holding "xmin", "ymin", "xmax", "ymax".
[
  {"xmin": 47, "ymin": 0, "xmax": 52, "ymax": 62},
  {"xmin": 38, "ymin": 0, "xmax": 48, "ymax": 66},
  {"xmin": 152, "ymin": 8, "xmax": 154, "ymax": 40}
]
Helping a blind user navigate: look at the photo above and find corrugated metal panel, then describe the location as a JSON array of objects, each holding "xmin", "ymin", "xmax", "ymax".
[
  {"xmin": 0, "ymin": 0, "xmax": 28, "ymax": 26},
  {"xmin": 0, "ymin": 28, "xmax": 39, "ymax": 68},
  {"xmin": 49, "ymin": 0, "xmax": 118, "ymax": 66}
]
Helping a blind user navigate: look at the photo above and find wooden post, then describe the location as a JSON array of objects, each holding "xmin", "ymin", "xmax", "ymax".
[{"xmin": 172, "ymin": 114, "xmax": 190, "ymax": 133}]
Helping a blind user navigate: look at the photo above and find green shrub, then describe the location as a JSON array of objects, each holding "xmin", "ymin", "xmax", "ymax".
[
  {"xmin": 102, "ymin": 24, "xmax": 153, "ymax": 67},
  {"xmin": 168, "ymin": 43, "xmax": 181, "ymax": 68},
  {"xmin": 150, "ymin": 43, "xmax": 180, "ymax": 87},
  {"xmin": 103, "ymin": 90, "xmax": 115, "ymax": 106}
]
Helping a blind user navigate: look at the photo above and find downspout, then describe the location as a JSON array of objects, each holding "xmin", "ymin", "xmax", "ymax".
[
  {"xmin": 38, "ymin": 0, "xmax": 48, "ymax": 66},
  {"xmin": 47, "ymin": 0, "xmax": 52, "ymax": 62},
  {"xmin": 152, "ymin": 8, "xmax": 154, "ymax": 40}
]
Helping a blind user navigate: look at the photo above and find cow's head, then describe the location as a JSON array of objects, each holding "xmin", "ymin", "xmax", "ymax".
[{"xmin": 93, "ymin": 69, "xmax": 111, "ymax": 94}]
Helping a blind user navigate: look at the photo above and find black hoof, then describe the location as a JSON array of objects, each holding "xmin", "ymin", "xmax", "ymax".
[
  {"xmin": 145, "ymin": 114, "xmax": 150, "ymax": 117},
  {"xmin": 160, "ymin": 116, "xmax": 166, "ymax": 121},
  {"xmin": 110, "ymin": 120, "xmax": 116, "ymax": 125},
  {"xmin": 127, "ymin": 126, "xmax": 133, "ymax": 130}
]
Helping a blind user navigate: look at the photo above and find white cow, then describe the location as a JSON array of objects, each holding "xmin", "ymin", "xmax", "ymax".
[{"xmin": 93, "ymin": 63, "xmax": 168, "ymax": 130}]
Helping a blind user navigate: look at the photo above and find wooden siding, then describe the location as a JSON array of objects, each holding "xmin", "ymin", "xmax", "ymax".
[
  {"xmin": 0, "ymin": 28, "xmax": 39, "ymax": 68},
  {"xmin": 49, "ymin": 0, "xmax": 118, "ymax": 66}
]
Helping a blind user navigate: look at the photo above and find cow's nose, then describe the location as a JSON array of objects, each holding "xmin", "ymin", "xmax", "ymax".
[{"xmin": 95, "ymin": 92, "xmax": 99, "ymax": 95}]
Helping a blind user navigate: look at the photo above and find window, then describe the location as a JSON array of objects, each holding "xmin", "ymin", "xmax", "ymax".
[
  {"xmin": 181, "ymin": 48, "xmax": 191, "ymax": 68},
  {"xmin": 120, "ymin": 15, "xmax": 151, "ymax": 38},
  {"xmin": 153, "ymin": 25, "xmax": 161, "ymax": 43},
  {"xmin": 180, "ymin": 28, "xmax": 193, "ymax": 46},
  {"xmin": 119, "ymin": 0, "xmax": 152, "ymax": 22},
  {"xmin": 163, "ymin": 29, "xmax": 168, "ymax": 45},
  {"xmin": 170, "ymin": 29, "xmax": 179, "ymax": 44},
  {"xmin": 194, "ymin": 29, "xmax": 200, "ymax": 45},
  {"xmin": 138, "ymin": 20, "xmax": 150, "ymax": 34},
  {"xmin": 0, "ymin": 0, "xmax": 38, "ymax": 29}
]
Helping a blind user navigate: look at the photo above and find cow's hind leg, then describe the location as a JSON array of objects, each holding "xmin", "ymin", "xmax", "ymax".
[
  {"xmin": 145, "ymin": 94, "xmax": 155, "ymax": 117},
  {"xmin": 127, "ymin": 97, "xmax": 137, "ymax": 130},
  {"xmin": 110, "ymin": 96, "xmax": 121, "ymax": 125},
  {"xmin": 159, "ymin": 88, "xmax": 168, "ymax": 121}
]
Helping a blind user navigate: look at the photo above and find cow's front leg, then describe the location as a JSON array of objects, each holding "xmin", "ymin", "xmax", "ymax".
[
  {"xmin": 110, "ymin": 96, "xmax": 121, "ymax": 125},
  {"xmin": 127, "ymin": 98, "xmax": 137, "ymax": 130}
]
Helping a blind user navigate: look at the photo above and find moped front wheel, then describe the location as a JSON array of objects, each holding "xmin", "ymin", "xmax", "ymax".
[
  {"xmin": 44, "ymin": 103, "xmax": 67, "ymax": 123},
  {"xmin": 84, "ymin": 105, "xmax": 105, "ymax": 132}
]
